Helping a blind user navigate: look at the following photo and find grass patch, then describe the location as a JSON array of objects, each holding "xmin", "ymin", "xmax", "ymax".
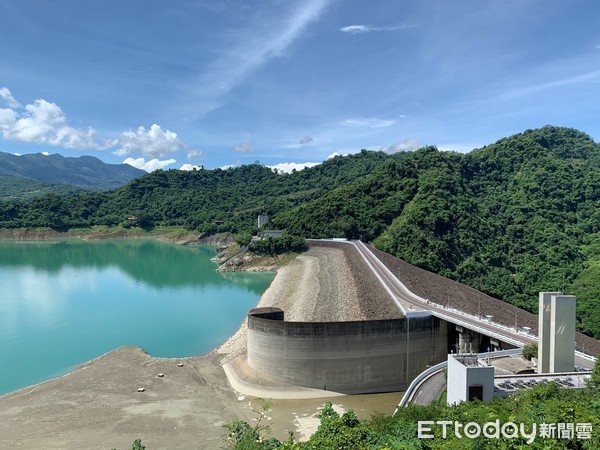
[{"xmin": 276, "ymin": 252, "xmax": 300, "ymax": 267}]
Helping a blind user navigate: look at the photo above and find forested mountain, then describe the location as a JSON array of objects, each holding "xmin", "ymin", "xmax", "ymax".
[
  {"xmin": 0, "ymin": 151, "xmax": 145, "ymax": 190},
  {"xmin": 0, "ymin": 176, "xmax": 91, "ymax": 201},
  {"xmin": 1, "ymin": 126, "xmax": 600, "ymax": 339}
]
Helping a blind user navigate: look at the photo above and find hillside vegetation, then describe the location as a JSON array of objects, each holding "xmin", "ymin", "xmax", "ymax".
[
  {"xmin": 1, "ymin": 126, "xmax": 600, "ymax": 339},
  {"xmin": 0, "ymin": 176, "xmax": 91, "ymax": 201}
]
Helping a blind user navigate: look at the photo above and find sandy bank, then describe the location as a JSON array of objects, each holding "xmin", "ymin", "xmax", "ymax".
[{"xmin": 0, "ymin": 347, "xmax": 251, "ymax": 449}]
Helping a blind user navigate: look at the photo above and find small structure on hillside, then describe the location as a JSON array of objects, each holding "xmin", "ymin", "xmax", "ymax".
[
  {"xmin": 262, "ymin": 230, "xmax": 283, "ymax": 239},
  {"xmin": 257, "ymin": 214, "xmax": 269, "ymax": 229}
]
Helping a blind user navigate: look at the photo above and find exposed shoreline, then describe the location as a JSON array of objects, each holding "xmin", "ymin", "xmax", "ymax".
[
  {"xmin": 0, "ymin": 226, "xmax": 233, "ymax": 246},
  {"xmin": 0, "ymin": 239, "xmax": 402, "ymax": 449}
]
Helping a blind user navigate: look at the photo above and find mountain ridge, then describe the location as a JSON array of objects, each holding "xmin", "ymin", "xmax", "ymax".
[{"xmin": 0, "ymin": 151, "xmax": 145, "ymax": 190}]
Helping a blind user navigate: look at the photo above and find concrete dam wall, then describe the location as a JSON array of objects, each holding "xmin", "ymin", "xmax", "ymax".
[{"xmin": 247, "ymin": 307, "xmax": 449, "ymax": 393}]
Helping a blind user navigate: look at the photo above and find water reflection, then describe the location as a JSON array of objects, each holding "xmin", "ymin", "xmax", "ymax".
[
  {"xmin": 0, "ymin": 240, "xmax": 274, "ymax": 395},
  {"xmin": 0, "ymin": 240, "xmax": 271, "ymax": 293}
]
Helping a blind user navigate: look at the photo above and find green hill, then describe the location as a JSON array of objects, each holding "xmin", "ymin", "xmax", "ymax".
[
  {"xmin": 0, "ymin": 176, "xmax": 92, "ymax": 201},
  {"xmin": 0, "ymin": 151, "xmax": 145, "ymax": 190},
  {"xmin": 1, "ymin": 126, "xmax": 600, "ymax": 339}
]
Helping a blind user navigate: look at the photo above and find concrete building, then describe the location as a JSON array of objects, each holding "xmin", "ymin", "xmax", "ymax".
[
  {"xmin": 262, "ymin": 230, "xmax": 283, "ymax": 239},
  {"xmin": 538, "ymin": 292, "xmax": 576, "ymax": 374},
  {"xmin": 447, "ymin": 354, "xmax": 494, "ymax": 405},
  {"xmin": 257, "ymin": 215, "xmax": 269, "ymax": 229}
]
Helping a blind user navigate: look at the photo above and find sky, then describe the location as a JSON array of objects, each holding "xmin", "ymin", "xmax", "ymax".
[{"xmin": 1, "ymin": 0, "xmax": 600, "ymax": 173}]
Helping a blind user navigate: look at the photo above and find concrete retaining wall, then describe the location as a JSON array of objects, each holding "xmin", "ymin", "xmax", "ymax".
[{"xmin": 247, "ymin": 307, "xmax": 449, "ymax": 393}]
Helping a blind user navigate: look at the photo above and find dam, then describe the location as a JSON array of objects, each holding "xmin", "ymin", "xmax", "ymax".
[
  {"xmin": 231, "ymin": 240, "xmax": 600, "ymax": 395},
  {"xmin": 247, "ymin": 307, "xmax": 447, "ymax": 393}
]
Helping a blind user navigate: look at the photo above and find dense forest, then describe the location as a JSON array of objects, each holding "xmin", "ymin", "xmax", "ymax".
[
  {"xmin": 1, "ymin": 126, "xmax": 600, "ymax": 339},
  {"xmin": 0, "ymin": 176, "xmax": 91, "ymax": 201}
]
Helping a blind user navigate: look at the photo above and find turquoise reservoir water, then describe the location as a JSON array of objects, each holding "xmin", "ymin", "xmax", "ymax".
[{"xmin": 0, "ymin": 239, "xmax": 274, "ymax": 395}]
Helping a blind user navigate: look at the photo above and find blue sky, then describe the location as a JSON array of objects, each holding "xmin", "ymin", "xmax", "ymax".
[{"xmin": 1, "ymin": 0, "xmax": 600, "ymax": 172}]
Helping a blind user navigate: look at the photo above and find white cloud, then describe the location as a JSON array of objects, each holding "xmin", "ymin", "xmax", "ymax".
[
  {"xmin": 327, "ymin": 152, "xmax": 351, "ymax": 159},
  {"xmin": 233, "ymin": 140, "xmax": 255, "ymax": 153},
  {"xmin": 114, "ymin": 124, "xmax": 185, "ymax": 158},
  {"xmin": 0, "ymin": 98, "xmax": 103, "ymax": 150},
  {"xmin": 341, "ymin": 118, "xmax": 395, "ymax": 128},
  {"xmin": 180, "ymin": 163, "xmax": 203, "ymax": 171},
  {"xmin": 186, "ymin": 149, "xmax": 203, "ymax": 160},
  {"xmin": 379, "ymin": 139, "xmax": 420, "ymax": 153},
  {"xmin": 122, "ymin": 157, "xmax": 176, "ymax": 172},
  {"xmin": 192, "ymin": 0, "xmax": 332, "ymax": 114},
  {"xmin": 41, "ymin": 151, "xmax": 50, "ymax": 156},
  {"xmin": 267, "ymin": 161, "xmax": 320, "ymax": 173},
  {"xmin": 0, "ymin": 108, "xmax": 17, "ymax": 133},
  {"xmin": 340, "ymin": 25, "xmax": 370, "ymax": 34},
  {"xmin": 0, "ymin": 87, "xmax": 21, "ymax": 108},
  {"xmin": 339, "ymin": 24, "xmax": 416, "ymax": 34},
  {"xmin": 0, "ymin": 87, "xmax": 197, "ymax": 161}
]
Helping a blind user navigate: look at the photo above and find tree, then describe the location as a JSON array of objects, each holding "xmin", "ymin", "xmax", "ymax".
[{"xmin": 522, "ymin": 343, "xmax": 538, "ymax": 361}]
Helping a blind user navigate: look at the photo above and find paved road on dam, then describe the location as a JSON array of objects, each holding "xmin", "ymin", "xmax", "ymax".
[{"xmin": 349, "ymin": 240, "xmax": 596, "ymax": 369}]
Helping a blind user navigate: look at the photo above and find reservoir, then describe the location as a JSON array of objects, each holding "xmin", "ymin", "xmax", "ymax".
[{"xmin": 0, "ymin": 239, "xmax": 274, "ymax": 395}]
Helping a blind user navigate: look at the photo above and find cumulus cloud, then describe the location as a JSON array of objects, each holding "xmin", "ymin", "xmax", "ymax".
[
  {"xmin": 268, "ymin": 161, "xmax": 320, "ymax": 173},
  {"xmin": 299, "ymin": 135, "xmax": 314, "ymax": 145},
  {"xmin": 186, "ymin": 149, "xmax": 203, "ymax": 160},
  {"xmin": 379, "ymin": 139, "xmax": 420, "ymax": 153},
  {"xmin": 0, "ymin": 108, "xmax": 17, "ymax": 134},
  {"xmin": 0, "ymin": 96, "xmax": 102, "ymax": 150},
  {"xmin": 327, "ymin": 152, "xmax": 350, "ymax": 159},
  {"xmin": 180, "ymin": 163, "xmax": 203, "ymax": 171},
  {"xmin": 114, "ymin": 124, "xmax": 185, "ymax": 158},
  {"xmin": 122, "ymin": 157, "xmax": 176, "ymax": 172},
  {"xmin": 0, "ymin": 87, "xmax": 198, "ymax": 163},
  {"xmin": 341, "ymin": 117, "xmax": 395, "ymax": 128},
  {"xmin": 233, "ymin": 140, "xmax": 255, "ymax": 153},
  {"xmin": 0, "ymin": 87, "xmax": 21, "ymax": 108}
]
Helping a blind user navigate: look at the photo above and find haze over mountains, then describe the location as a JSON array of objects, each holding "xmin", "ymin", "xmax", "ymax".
[{"xmin": 0, "ymin": 151, "xmax": 145, "ymax": 198}]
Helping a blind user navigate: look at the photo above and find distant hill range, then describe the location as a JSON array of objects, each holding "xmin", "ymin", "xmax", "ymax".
[{"xmin": 0, "ymin": 151, "xmax": 145, "ymax": 199}]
